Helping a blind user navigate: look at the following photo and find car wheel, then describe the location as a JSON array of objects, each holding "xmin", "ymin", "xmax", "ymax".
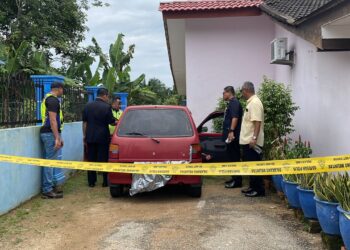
[
  {"xmin": 188, "ymin": 185, "xmax": 202, "ymax": 198},
  {"xmin": 110, "ymin": 185, "xmax": 123, "ymax": 198}
]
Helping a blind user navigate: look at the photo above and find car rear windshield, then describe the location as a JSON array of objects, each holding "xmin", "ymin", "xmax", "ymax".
[{"xmin": 118, "ymin": 109, "xmax": 194, "ymax": 137}]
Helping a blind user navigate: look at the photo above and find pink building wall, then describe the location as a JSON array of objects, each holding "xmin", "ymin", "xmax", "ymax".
[
  {"xmin": 274, "ymin": 24, "xmax": 350, "ymax": 156},
  {"xmin": 184, "ymin": 14, "xmax": 350, "ymax": 156},
  {"xmin": 185, "ymin": 15, "xmax": 275, "ymax": 126}
]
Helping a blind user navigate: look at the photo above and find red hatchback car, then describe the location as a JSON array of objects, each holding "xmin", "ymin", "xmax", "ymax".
[{"xmin": 108, "ymin": 105, "xmax": 227, "ymax": 198}]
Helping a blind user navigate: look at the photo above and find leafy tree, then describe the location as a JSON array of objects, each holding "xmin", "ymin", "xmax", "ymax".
[
  {"xmin": 147, "ymin": 78, "xmax": 172, "ymax": 104},
  {"xmin": 147, "ymin": 78, "xmax": 184, "ymax": 105},
  {"xmin": 103, "ymin": 34, "xmax": 146, "ymax": 95},
  {"xmin": 0, "ymin": 0, "xmax": 107, "ymax": 55},
  {"xmin": 0, "ymin": 41, "xmax": 51, "ymax": 76},
  {"xmin": 163, "ymin": 94, "xmax": 185, "ymax": 105},
  {"xmin": 63, "ymin": 41, "xmax": 102, "ymax": 85},
  {"xmin": 65, "ymin": 34, "xmax": 162, "ymax": 105}
]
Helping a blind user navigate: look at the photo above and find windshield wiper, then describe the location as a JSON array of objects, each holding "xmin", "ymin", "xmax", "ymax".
[{"xmin": 126, "ymin": 132, "xmax": 160, "ymax": 144}]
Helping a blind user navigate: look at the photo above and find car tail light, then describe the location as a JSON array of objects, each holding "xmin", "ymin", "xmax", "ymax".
[
  {"xmin": 109, "ymin": 144, "xmax": 119, "ymax": 159},
  {"xmin": 191, "ymin": 144, "xmax": 202, "ymax": 160}
]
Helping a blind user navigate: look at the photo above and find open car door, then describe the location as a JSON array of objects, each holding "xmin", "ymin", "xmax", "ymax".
[{"xmin": 197, "ymin": 111, "xmax": 229, "ymax": 162}]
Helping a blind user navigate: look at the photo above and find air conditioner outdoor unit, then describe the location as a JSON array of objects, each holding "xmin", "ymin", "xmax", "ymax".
[{"xmin": 271, "ymin": 38, "xmax": 294, "ymax": 65}]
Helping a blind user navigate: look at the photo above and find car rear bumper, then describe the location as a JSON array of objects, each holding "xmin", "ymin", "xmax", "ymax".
[
  {"xmin": 108, "ymin": 173, "xmax": 202, "ymax": 185},
  {"xmin": 108, "ymin": 159, "xmax": 202, "ymax": 185}
]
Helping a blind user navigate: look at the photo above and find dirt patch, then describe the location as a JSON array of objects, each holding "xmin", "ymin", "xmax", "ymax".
[{"xmin": 0, "ymin": 173, "xmax": 323, "ymax": 250}]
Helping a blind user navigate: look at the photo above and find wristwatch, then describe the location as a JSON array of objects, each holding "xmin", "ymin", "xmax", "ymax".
[
  {"xmin": 252, "ymin": 136, "xmax": 257, "ymax": 140},
  {"xmin": 229, "ymin": 129, "xmax": 235, "ymax": 133}
]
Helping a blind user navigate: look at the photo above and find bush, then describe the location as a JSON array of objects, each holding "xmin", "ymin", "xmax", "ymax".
[
  {"xmin": 212, "ymin": 98, "xmax": 226, "ymax": 133},
  {"xmin": 258, "ymin": 77, "xmax": 299, "ymax": 160}
]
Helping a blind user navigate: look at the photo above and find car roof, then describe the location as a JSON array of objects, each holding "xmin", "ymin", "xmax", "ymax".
[{"xmin": 124, "ymin": 105, "xmax": 189, "ymax": 111}]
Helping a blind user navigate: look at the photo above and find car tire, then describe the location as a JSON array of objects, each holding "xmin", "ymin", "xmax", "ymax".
[
  {"xmin": 110, "ymin": 185, "xmax": 123, "ymax": 198},
  {"xmin": 188, "ymin": 185, "xmax": 202, "ymax": 198}
]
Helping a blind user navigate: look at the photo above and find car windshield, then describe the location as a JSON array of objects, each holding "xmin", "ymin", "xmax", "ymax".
[{"xmin": 118, "ymin": 109, "xmax": 194, "ymax": 138}]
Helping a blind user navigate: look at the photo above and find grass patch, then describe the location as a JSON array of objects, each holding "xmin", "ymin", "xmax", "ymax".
[
  {"xmin": 0, "ymin": 171, "xmax": 89, "ymax": 241},
  {"xmin": 63, "ymin": 171, "xmax": 87, "ymax": 194}
]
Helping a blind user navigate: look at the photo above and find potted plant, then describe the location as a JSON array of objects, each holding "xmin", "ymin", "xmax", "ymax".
[
  {"xmin": 334, "ymin": 172, "xmax": 350, "ymax": 249},
  {"xmin": 314, "ymin": 173, "xmax": 340, "ymax": 235},
  {"xmin": 282, "ymin": 137, "xmax": 312, "ymax": 204},
  {"xmin": 283, "ymin": 174, "xmax": 301, "ymax": 208},
  {"xmin": 272, "ymin": 175, "xmax": 283, "ymax": 192},
  {"xmin": 297, "ymin": 174, "xmax": 317, "ymax": 219}
]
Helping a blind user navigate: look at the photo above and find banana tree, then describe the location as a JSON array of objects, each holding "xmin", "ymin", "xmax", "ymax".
[
  {"xmin": 66, "ymin": 34, "xmax": 157, "ymax": 104},
  {"xmin": 0, "ymin": 41, "xmax": 50, "ymax": 76}
]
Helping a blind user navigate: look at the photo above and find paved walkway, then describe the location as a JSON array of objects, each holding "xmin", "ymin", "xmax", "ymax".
[{"xmin": 0, "ymin": 174, "xmax": 322, "ymax": 250}]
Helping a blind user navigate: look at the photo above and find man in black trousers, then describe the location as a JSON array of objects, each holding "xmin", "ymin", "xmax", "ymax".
[
  {"xmin": 222, "ymin": 86, "xmax": 243, "ymax": 189},
  {"xmin": 239, "ymin": 81, "xmax": 265, "ymax": 197},
  {"xmin": 83, "ymin": 88, "xmax": 115, "ymax": 187}
]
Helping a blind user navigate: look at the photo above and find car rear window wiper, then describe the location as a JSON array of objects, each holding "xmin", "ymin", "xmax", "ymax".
[{"xmin": 126, "ymin": 132, "xmax": 160, "ymax": 144}]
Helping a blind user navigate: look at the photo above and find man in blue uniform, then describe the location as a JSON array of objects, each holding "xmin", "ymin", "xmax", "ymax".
[
  {"xmin": 83, "ymin": 88, "xmax": 115, "ymax": 187},
  {"xmin": 222, "ymin": 86, "xmax": 243, "ymax": 188}
]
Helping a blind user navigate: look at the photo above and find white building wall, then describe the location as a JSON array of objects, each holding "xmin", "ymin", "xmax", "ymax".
[
  {"xmin": 274, "ymin": 24, "xmax": 350, "ymax": 156},
  {"xmin": 185, "ymin": 15, "xmax": 275, "ymax": 126}
]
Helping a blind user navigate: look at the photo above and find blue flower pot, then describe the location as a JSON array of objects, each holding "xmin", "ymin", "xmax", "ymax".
[
  {"xmin": 272, "ymin": 175, "xmax": 283, "ymax": 192},
  {"xmin": 283, "ymin": 180, "xmax": 301, "ymax": 208},
  {"xmin": 314, "ymin": 197, "xmax": 340, "ymax": 235},
  {"xmin": 337, "ymin": 206, "xmax": 350, "ymax": 249},
  {"xmin": 297, "ymin": 186, "xmax": 317, "ymax": 219},
  {"xmin": 281, "ymin": 177, "xmax": 286, "ymax": 194}
]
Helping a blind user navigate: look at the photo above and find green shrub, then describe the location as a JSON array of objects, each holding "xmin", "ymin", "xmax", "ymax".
[
  {"xmin": 314, "ymin": 173, "xmax": 338, "ymax": 203},
  {"xmin": 299, "ymin": 174, "xmax": 316, "ymax": 190},
  {"xmin": 283, "ymin": 174, "xmax": 300, "ymax": 183},
  {"xmin": 334, "ymin": 172, "xmax": 350, "ymax": 212},
  {"xmin": 212, "ymin": 98, "xmax": 226, "ymax": 133},
  {"xmin": 282, "ymin": 137, "xmax": 313, "ymax": 184},
  {"xmin": 258, "ymin": 77, "xmax": 299, "ymax": 160}
]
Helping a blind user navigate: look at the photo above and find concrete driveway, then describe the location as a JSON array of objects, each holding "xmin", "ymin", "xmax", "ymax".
[{"xmin": 0, "ymin": 174, "xmax": 322, "ymax": 250}]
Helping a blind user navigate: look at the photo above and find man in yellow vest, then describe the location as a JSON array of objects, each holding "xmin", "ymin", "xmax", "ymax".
[
  {"xmin": 40, "ymin": 82, "xmax": 65, "ymax": 199},
  {"xmin": 109, "ymin": 96, "xmax": 123, "ymax": 135}
]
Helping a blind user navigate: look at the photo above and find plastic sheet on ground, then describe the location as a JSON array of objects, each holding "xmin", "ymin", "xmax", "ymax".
[{"xmin": 129, "ymin": 161, "xmax": 187, "ymax": 196}]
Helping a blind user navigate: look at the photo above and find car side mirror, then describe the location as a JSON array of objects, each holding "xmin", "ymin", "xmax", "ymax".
[{"xmin": 202, "ymin": 126, "xmax": 208, "ymax": 133}]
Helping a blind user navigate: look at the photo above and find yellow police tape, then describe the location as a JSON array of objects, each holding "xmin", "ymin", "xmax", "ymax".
[{"xmin": 1, "ymin": 154, "xmax": 350, "ymax": 176}]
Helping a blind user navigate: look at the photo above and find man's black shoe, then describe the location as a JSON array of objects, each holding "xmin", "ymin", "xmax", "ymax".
[
  {"xmin": 225, "ymin": 180, "xmax": 242, "ymax": 188},
  {"xmin": 245, "ymin": 190, "xmax": 265, "ymax": 197},
  {"xmin": 53, "ymin": 185, "xmax": 63, "ymax": 194},
  {"xmin": 41, "ymin": 191, "xmax": 63, "ymax": 199},
  {"xmin": 241, "ymin": 187, "xmax": 253, "ymax": 194},
  {"xmin": 225, "ymin": 178, "xmax": 234, "ymax": 184},
  {"xmin": 88, "ymin": 183, "xmax": 95, "ymax": 188}
]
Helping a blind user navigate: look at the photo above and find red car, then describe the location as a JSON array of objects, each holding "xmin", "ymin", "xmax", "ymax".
[{"xmin": 108, "ymin": 106, "xmax": 226, "ymax": 198}]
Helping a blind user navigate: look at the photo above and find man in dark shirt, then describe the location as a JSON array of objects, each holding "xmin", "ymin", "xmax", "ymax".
[
  {"xmin": 222, "ymin": 86, "xmax": 243, "ymax": 189},
  {"xmin": 40, "ymin": 82, "xmax": 65, "ymax": 199},
  {"xmin": 83, "ymin": 88, "xmax": 115, "ymax": 187}
]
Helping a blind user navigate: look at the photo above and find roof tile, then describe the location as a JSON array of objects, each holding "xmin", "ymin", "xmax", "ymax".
[
  {"xmin": 159, "ymin": 0, "xmax": 263, "ymax": 12},
  {"xmin": 261, "ymin": 0, "xmax": 346, "ymax": 24}
]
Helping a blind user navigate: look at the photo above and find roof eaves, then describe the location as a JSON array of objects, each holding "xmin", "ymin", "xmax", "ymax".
[
  {"xmin": 162, "ymin": 16, "xmax": 178, "ymax": 91},
  {"xmin": 261, "ymin": 0, "xmax": 348, "ymax": 26},
  {"xmin": 292, "ymin": 0, "xmax": 347, "ymax": 26},
  {"xmin": 159, "ymin": 1, "xmax": 263, "ymax": 12},
  {"xmin": 259, "ymin": 3, "xmax": 296, "ymax": 25}
]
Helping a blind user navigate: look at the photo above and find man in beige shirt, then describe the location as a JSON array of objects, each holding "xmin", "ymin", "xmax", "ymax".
[{"xmin": 239, "ymin": 81, "xmax": 265, "ymax": 197}]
